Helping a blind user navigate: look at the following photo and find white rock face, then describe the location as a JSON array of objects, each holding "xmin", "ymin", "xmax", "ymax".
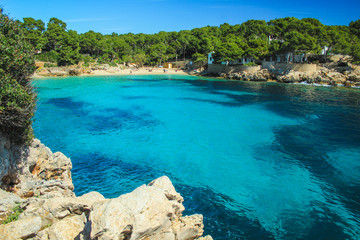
[
  {"xmin": 0, "ymin": 136, "xmax": 74, "ymax": 198},
  {"xmin": 90, "ymin": 176, "xmax": 204, "ymax": 240},
  {"xmin": 78, "ymin": 191, "xmax": 106, "ymax": 204},
  {"xmin": 0, "ymin": 189, "xmax": 24, "ymax": 220},
  {"xmin": 0, "ymin": 176, "xmax": 206, "ymax": 240},
  {"xmin": 37, "ymin": 214, "xmax": 87, "ymax": 240},
  {"xmin": 221, "ymin": 65, "xmax": 360, "ymax": 87},
  {"xmin": 0, "ymin": 134, "xmax": 211, "ymax": 240},
  {"xmin": 0, "ymin": 216, "xmax": 42, "ymax": 240}
]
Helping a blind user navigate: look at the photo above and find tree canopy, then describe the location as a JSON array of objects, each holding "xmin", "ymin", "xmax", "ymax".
[
  {"xmin": 14, "ymin": 15, "xmax": 360, "ymax": 66},
  {"xmin": 0, "ymin": 9, "xmax": 37, "ymax": 143}
]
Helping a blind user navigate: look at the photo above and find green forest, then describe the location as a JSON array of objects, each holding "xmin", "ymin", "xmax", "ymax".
[
  {"xmin": 16, "ymin": 15, "xmax": 360, "ymax": 66},
  {"xmin": 0, "ymin": 9, "xmax": 36, "ymax": 143}
]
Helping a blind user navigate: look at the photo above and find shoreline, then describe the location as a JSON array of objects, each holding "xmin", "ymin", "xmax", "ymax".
[
  {"xmin": 32, "ymin": 65, "xmax": 360, "ymax": 89},
  {"xmin": 32, "ymin": 72, "xmax": 360, "ymax": 89},
  {"xmin": 32, "ymin": 67, "xmax": 190, "ymax": 78},
  {"xmin": 89, "ymin": 68, "xmax": 190, "ymax": 76}
]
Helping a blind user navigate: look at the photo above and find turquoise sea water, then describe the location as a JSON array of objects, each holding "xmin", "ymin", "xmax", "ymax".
[{"xmin": 33, "ymin": 75, "xmax": 360, "ymax": 239}]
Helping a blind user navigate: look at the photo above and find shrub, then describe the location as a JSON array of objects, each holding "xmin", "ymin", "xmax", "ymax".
[
  {"xmin": 35, "ymin": 50, "xmax": 59, "ymax": 63},
  {"xmin": 0, "ymin": 9, "xmax": 36, "ymax": 144},
  {"xmin": 81, "ymin": 54, "xmax": 93, "ymax": 61},
  {"xmin": 44, "ymin": 63, "xmax": 57, "ymax": 67},
  {"xmin": 108, "ymin": 62, "xmax": 117, "ymax": 67},
  {"xmin": 244, "ymin": 62, "xmax": 257, "ymax": 66},
  {"xmin": 2, "ymin": 205, "xmax": 24, "ymax": 224}
]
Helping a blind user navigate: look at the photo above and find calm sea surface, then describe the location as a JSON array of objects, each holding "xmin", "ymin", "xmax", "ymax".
[{"xmin": 33, "ymin": 75, "xmax": 360, "ymax": 240}]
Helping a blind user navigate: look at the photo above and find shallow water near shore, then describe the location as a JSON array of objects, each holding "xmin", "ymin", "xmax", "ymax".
[{"xmin": 33, "ymin": 75, "xmax": 360, "ymax": 239}]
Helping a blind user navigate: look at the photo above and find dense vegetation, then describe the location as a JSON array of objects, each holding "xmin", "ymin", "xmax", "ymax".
[
  {"xmin": 18, "ymin": 16, "xmax": 360, "ymax": 66},
  {"xmin": 0, "ymin": 9, "xmax": 36, "ymax": 144}
]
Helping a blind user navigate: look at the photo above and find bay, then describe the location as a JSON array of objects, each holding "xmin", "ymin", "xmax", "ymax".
[{"xmin": 33, "ymin": 75, "xmax": 360, "ymax": 239}]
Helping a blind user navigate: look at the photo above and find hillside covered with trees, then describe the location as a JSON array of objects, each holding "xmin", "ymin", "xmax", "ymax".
[
  {"xmin": 14, "ymin": 14, "xmax": 360, "ymax": 67},
  {"xmin": 0, "ymin": 9, "xmax": 36, "ymax": 143}
]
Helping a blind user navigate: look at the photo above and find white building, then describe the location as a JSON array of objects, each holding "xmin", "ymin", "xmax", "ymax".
[{"xmin": 208, "ymin": 51, "xmax": 215, "ymax": 64}]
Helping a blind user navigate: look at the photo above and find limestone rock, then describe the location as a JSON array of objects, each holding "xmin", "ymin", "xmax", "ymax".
[
  {"xmin": 37, "ymin": 214, "xmax": 87, "ymax": 240},
  {"xmin": 0, "ymin": 134, "xmax": 211, "ymax": 240},
  {"xmin": 0, "ymin": 134, "xmax": 23, "ymax": 190},
  {"xmin": 0, "ymin": 216, "xmax": 42, "ymax": 240},
  {"xmin": 173, "ymin": 214, "xmax": 204, "ymax": 240},
  {"xmin": 48, "ymin": 67, "xmax": 68, "ymax": 76},
  {"xmin": 348, "ymin": 73, "xmax": 360, "ymax": 82},
  {"xmin": 0, "ymin": 189, "xmax": 24, "ymax": 220},
  {"xmin": 20, "ymin": 196, "xmax": 93, "ymax": 223},
  {"xmin": 327, "ymin": 72, "xmax": 346, "ymax": 83},
  {"xmin": 78, "ymin": 191, "xmax": 106, "ymax": 204},
  {"xmin": 197, "ymin": 236, "xmax": 214, "ymax": 240},
  {"xmin": 90, "ymin": 176, "xmax": 205, "ymax": 240},
  {"xmin": 0, "ymin": 175, "xmax": 210, "ymax": 240},
  {"xmin": 210, "ymin": 63, "xmax": 360, "ymax": 88},
  {"xmin": 36, "ymin": 67, "xmax": 51, "ymax": 76},
  {"xmin": 148, "ymin": 176, "xmax": 185, "ymax": 210},
  {"xmin": 90, "ymin": 184, "xmax": 172, "ymax": 239},
  {"xmin": 44, "ymin": 197, "xmax": 91, "ymax": 219},
  {"xmin": 68, "ymin": 69, "xmax": 81, "ymax": 76},
  {"xmin": 0, "ymin": 135, "xmax": 74, "ymax": 198}
]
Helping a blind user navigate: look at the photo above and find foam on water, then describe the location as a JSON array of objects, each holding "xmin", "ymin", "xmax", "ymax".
[{"xmin": 33, "ymin": 75, "xmax": 360, "ymax": 239}]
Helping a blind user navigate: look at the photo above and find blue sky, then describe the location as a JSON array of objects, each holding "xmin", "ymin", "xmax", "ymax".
[{"xmin": 2, "ymin": 0, "xmax": 360, "ymax": 34}]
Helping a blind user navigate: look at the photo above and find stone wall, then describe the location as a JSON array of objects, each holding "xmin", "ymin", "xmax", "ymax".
[
  {"xmin": 261, "ymin": 62, "xmax": 317, "ymax": 73},
  {"xmin": 207, "ymin": 64, "xmax": 226, "ymax": 74},
  {"xmin": 207, "ymin": 64, "xmax": 261, "ymax": 74},
  {"xmin": 228, "ymin": 65, "xmax": 261, "ymax": 73}
]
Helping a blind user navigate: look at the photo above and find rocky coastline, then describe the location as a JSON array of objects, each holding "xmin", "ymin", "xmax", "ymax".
[
  {"xmin": 206, "ymin": 63, "xmax": 360, "ymax": 88},
  {"xmin": 33, "ymin": 61, "xmax": 360, "ymax": 88},
  {"xmin": 0, "ymin": 135, "xmax": 212, "ymax": 240}
]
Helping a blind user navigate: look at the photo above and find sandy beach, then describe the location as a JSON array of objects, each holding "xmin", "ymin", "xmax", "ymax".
[
  {"xmin": 90, "ymin": 67, "xmax": 189, "ymax": 76},
  {"xmin": 32, "ymin": 67, "xmax": 190, "ymax": 78}
]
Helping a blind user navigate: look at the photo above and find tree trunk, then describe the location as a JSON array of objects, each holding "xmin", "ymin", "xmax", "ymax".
[{"xmin": 183, "ymin": 46, "xmax": 186, "ymax": 61}]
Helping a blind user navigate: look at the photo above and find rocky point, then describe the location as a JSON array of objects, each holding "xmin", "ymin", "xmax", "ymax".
[{"xmin": 0, "ymin": 135, "xmax": 212, "ymax": 240}]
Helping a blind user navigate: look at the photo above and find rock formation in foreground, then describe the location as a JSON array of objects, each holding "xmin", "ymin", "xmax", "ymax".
[{"xmin": 0, "ymin": 136, "xmax": 212, "ymax": 240}]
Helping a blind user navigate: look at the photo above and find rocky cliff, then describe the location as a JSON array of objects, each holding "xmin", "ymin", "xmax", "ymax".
[
  {"xmin": 0, "ymin": 135, "xmax": 74, "ymax": 198},
  {"xmin": 210, "ymin": 62, "xmax": 360, "ymax": 87},
  {"xmin": 0, "ymin": 136, "xmax": 212, "ymax": 240}
]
